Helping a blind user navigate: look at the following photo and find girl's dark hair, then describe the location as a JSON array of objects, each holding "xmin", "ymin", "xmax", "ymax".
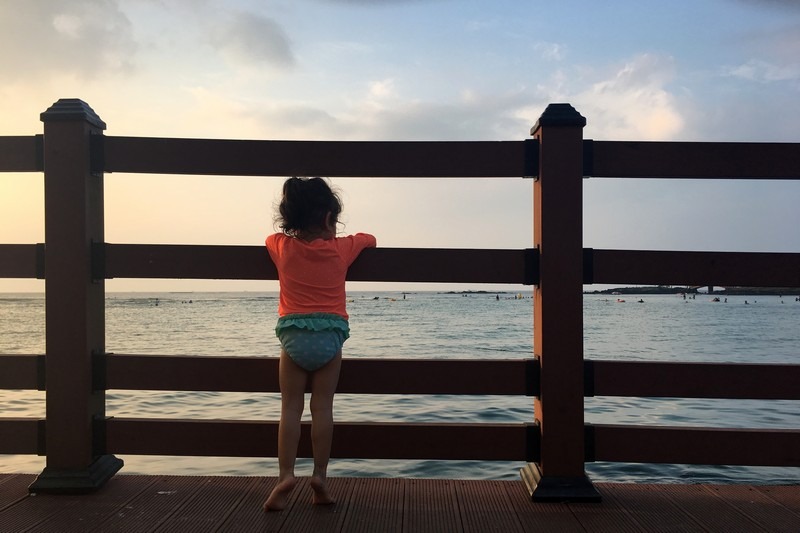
[{"xmin": 277, "ymin": 177, "xmax": 342, "ymax": 236}]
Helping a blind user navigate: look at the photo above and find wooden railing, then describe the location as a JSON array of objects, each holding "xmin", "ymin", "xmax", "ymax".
[{"xmin": 1, "ymin": 99, "xmax": 799, "ymax": 500}]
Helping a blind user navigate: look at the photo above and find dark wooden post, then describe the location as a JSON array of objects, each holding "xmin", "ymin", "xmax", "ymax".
[
  {"xmin": 520, "ymin": 104, "xmax": 600, "ymax": 501},
  {"xmin": 29, "ymin": 99, "xmax": 122, "ymax": 493}
]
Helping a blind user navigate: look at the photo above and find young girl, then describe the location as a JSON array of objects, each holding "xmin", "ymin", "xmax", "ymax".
[{"xmin": 263, "ymin": 177, "xmax": 376, "ymax": 511}]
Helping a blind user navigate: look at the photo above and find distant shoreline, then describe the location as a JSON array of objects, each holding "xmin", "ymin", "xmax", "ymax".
[
  {"xmin": 2, "ymin": 287, "xmax": 798, "ymax": 297},
  {"xmin": 585, "ymin": 286, "xmax": 800, "ymax": 296}
]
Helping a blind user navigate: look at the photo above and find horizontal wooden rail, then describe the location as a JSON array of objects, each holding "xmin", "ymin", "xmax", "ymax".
[
  {"xmin": 9, "ymin": 135, "xmax": 800, "ymax": 180},
  {"xmin": 105, "ymin": 418, "xmax": 536, "ymax": 461},
  {"xmin": 101, "ymin": 245, "xmax": 800, "ymax": 287},
  {"xmin": 98, "ymin": 136, "xmax": 537, "ymax": 178},
  {"xmin": 0, "ymin": 355, "xmax": 44, "ymax": 390},
  {"xmin": 9, "ymin": 244, "xmax": 799, "ymax": 288},
  {"xmin": 589, "ymin": 424, "xmax": 800, "ymax": 466},
  {"xmin": 587, "ymin": 360, "xmax": 800, "ymax": 400},
  {"xmin": 9, "ymin": 416, "xmax": 799, "ymax": 466},
  {"xmin": 105, "ymin": 355, "xmax": 800, "ymax": 400},
  {"xmin": 589, "ymin": 249, "xmax": 800, "ymax": 287},
  {"xmin": 587, "ymin": 141, "xmax": 800, "ymax": 179},
  {"xmin": 101, "ymin": 244, "xmax": 272, "ymax": 281},
  {"xmin": 101, "ymin": 244, "xmax": 534, "ymax": 284},
  {"xmin": 103, "ymin": 355, "xmax": 536, "ymax": 395},
  {"xmin": 0, "ymin": 136, "xmax": 42, "ymax": 172},
  {"xmin": 0, "ymin": 244, "xmax": 44, "ymax": 279},
  {"xmin": 0, "ymin": 418, "xmax": 43, "ymax": 455}
]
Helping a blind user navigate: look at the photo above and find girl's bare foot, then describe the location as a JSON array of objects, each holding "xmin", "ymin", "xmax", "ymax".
[
  {"xmin": 310, "ymin": 475, "xmax": 335, "ymax": 505},
  {"xmin": 263, "ymin": 475, "xmax": 297, "ymax": 512}
]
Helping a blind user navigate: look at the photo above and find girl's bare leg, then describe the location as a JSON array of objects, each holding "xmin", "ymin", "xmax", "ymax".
[
  {"xmin": 308, "ymin": 351, "xmax": 342, "ymax": 505},
  {"xmin": 264, "ymin": 350, "xmax": 308, "ymax": 511}
]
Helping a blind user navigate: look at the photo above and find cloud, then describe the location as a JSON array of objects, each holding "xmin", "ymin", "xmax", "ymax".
[
  {"xmin": 723, "ymin": 59, "xmax": 800, "ymax": 83},
  {"xmin": 233, "ymin": 52, "xmax": 684, "ymax": 145},
  {"xmin": 227, "ymin": 78, "xmax": 532, "ymax": 142},
  {"xmin": 722, "ymin": 21, "xmax": 800, "ymax": 84},
  {"xmin": 533, "ymin": 42, "xmax": 566, "ymax": 62},
  {"xmin": 343, "ymin": 83, "xmax": 535, "ymax": 140},
  {"xmin": 511, "ymin": 54, "xmax": 685, "ymax": 140},
  {"xmin": 574, "ymin": 54, "xmax": 684, "ymax": 140},
  {"xmin": 249, "ymin": 104, "xmax": 341, "ymax": 139},
  {"xmin": 368, "ymin": 79, "xmax": 397, "ymax": 99},
  {"xmin": 210, "ymin": 12, "xmax": 295, "ymax": 69},
  {"xmin": 0, "ymin": 0, "xmax": 137, "ymax": 80}
]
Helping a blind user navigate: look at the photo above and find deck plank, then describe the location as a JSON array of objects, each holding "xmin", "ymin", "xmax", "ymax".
[
  {"xmin": 706, "ymin": 484, "xmax": 800, "ymax": 533},
  {"xmin": 0, "ymin": 476, "xmax": 116, "ymax": 533},
  {"xmin": 211, "ymin": 477, "xmax": 274, "ymax": 531},
  {"xmin": 270, "ymin": 477, "xmax": 353, "ymax": 533},
  {"xmin": 0, "ymin": 474, "xmax": 75, "ymax": 533},
  {"xmin": 502, "ymin": 480, "xmax": 585, "ymax": 532},
  {"xmin": 0, "ymin": 484, "xmax": 132, "ymax": 532},
  {"xmin": 27, "ymin": 475, "xmax": 159, "ymax": 533},
  {"xmin": 600, "ymin": 483, "xmax": 700, "ymax": 532},
  {"xmin": 341, "ymin": 477, "xmax": 404, "ymax": 532},
  {"xmin": 93, "ymin": 475, "xmax": 208, "ymax": 532},
  {"xmin": 570, "ymin": 483, "xmax": 644, "ymax": 532},
  {"xmin": 0, "ymin": 474, "xmax": 35, "ymax": 512},
  {"xmin": 215, "ymin": 476, "xmax": 309, "ymax": 532},
  {"xmin": 403, "ymin": 477, "xmax": 462, "ymax": 533},
  {"xmin": 151, "ymin": 476, "xmax": 257, "ymax": 532},
  {"xmin": 755, "ymin": 485, "xmax": 800, "ymax": 513},
  {"xmin": 659, "ymin": 484, "xmax": 769, "ymax": 532},
  {"xmin": 454, "ymin": 479, "xmax": 524, "ymax": 533}
]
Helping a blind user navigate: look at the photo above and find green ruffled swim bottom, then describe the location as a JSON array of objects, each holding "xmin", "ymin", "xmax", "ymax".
[{"xmin": 275, "ymin": 313, "xmax": 350, "ymax": 372}]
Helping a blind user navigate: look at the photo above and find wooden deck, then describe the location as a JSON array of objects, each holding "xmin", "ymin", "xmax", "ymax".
[{"xmin": 0, "ymin": 474, "xmax": 797, "ymax": 532}]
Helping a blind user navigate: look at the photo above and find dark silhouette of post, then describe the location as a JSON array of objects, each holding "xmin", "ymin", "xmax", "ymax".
[
  {"xmin": 520, "ymin": 104, "xmax": 600, "ymax": 501},
  {"xmin": 29, "ymin": 99, "xmax": 122, "ymax": 493}
]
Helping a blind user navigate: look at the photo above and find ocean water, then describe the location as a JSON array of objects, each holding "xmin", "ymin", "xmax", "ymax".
[{"xmin": 1, "ymin": 291, "xmax": 798, "ymax": 484}]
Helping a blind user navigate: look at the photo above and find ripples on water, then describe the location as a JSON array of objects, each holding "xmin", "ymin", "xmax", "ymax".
[{"xmin": 1, "ymin": 291, "xmax": 798, "ymax": 483}]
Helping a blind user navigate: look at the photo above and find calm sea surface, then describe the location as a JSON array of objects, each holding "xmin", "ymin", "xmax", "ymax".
[{"xmin": 1, "ymin": 291, "xmax": 798, "ymax": 484}]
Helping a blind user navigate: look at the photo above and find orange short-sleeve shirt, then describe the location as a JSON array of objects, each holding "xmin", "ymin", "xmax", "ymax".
[{"xmin": 266, "ymin": 232, "xmax": 376, "ymax": 319}]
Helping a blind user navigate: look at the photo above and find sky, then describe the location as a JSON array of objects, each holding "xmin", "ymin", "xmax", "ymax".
[{"xmin": 1, "ymin": 0, "xmax": 799, "ymax": 292}]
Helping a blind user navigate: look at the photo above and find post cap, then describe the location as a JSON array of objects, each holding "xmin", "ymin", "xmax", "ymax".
[
  {"xmin": 531, "ymin": 103, "xmax": 586, "ymax": 134},
  {"xmin": 41, "ymin": 99, "xmax": 106, "ymax": 130}
]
